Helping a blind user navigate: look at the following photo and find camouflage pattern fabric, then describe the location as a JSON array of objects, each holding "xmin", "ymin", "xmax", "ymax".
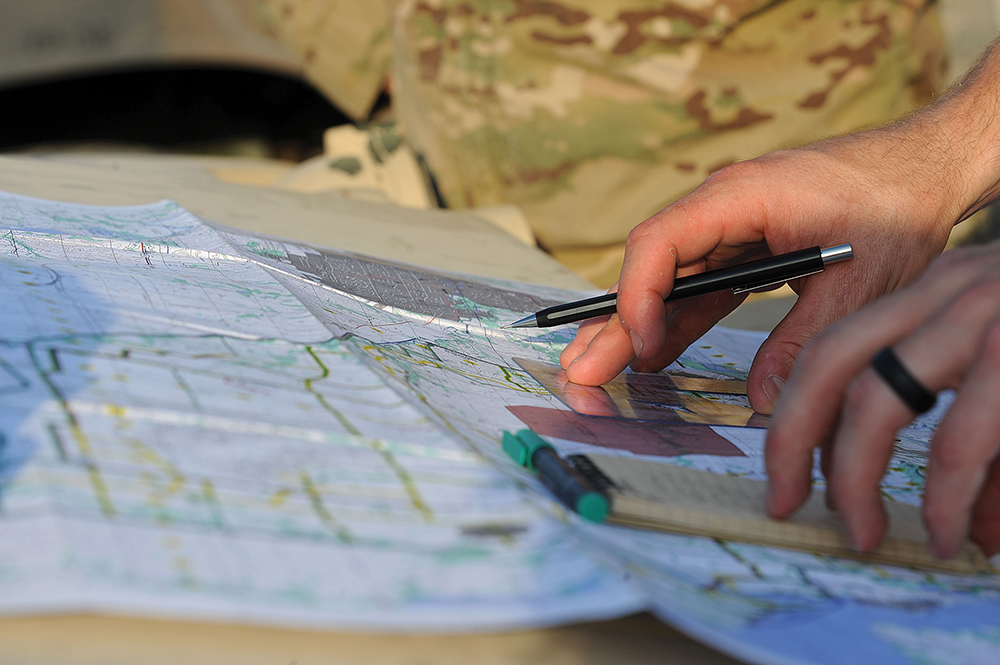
[
  {"xmin": 261, "ymin": 1, "xmax": 946, "ymax": 286},
  {"xmin": 255, "ymin": 0, "xmax": 392, "ymax": 120},
  {"xmin": 391, "ymin": 0, "xmax": 945, "ymax": 285}
]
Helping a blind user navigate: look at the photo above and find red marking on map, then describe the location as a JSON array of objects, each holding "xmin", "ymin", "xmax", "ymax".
[{"xmin": 507, "ymin": 405, "xmax": 745, "ymax": 458}]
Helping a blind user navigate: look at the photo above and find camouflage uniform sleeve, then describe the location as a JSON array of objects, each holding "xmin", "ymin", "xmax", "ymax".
[
  {"xmin": 390, "ymin": 0, "xmax": 945, "ymax": 286},
  {"xmin": 255, "ymin": 0, "xmax": 393, "ymax": 120}
]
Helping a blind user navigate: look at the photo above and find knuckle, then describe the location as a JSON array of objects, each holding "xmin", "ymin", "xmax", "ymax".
[
  {"xmin": 963, "ymin": 278, "xmax": 1000, "ymax": 305},
  {"xmin": 930, "ymin": 438, "xmax": 974, "ymax": 475},
  {"xmin": 932, "ymin": 246, "xmax": 973, "ymax": 270},
  {"xmin": 923, "ymin": 247, "xmax": 977, "ymax": 283},
  {"xmin": 842, "ymin": 372, "xmax": 882, "ymax": 416},
  {"xmin": 706, "ymin": 158, "xmax": 768, "ymax": 186},
  {"xmin": 624, "ymin": 214, "xmax": 673, "ymax": 252},
  {"xmin": 941, "ymin": 281, "xmax": 1000, "ymax": 323},
  {"xmin": 624, "ymin": 219, "xmax": 656, "ymax": 248},
  {"xmin": 794, "ymin": 333, "xmax": 829, "ymax": 371},
  {"xmin": 764, "ymin": 426, "xmax": 794, "ymax": 457},
  {"xmin": 981, "ymin": 320, "xmax": 1000, "ymax": 364},
  {"xmin": 711, "ymin": 160, "xmax": 750, "ymax": 180},
  {"xmin": 794, "ymin": 327, "xmax": 852, "ymax": 379},
  {"xmin": 925, "ymin": 244, "xmax": 1000, "ymax": 284}
]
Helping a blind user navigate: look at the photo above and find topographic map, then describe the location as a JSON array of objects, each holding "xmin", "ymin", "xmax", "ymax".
[
  {"xmin": 1, "ymin": 190, "xmax": 999, "ymax": 663},
  {"xmin": 0, "ymin": 192, "xmax": 638, "ymax": 629}
]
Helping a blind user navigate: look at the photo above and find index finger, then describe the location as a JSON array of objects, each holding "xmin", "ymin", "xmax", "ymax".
[{"xmin": 615, "ymin": 171, "xmax": 768, "ymax": 362}]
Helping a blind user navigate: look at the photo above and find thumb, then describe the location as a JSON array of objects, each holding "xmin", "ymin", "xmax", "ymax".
[{"xmin": 747, "ymin": 293, "xmax": 834, "ymax": 414}]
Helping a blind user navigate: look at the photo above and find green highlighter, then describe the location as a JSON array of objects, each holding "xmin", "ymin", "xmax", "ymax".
[{"xmin": 502, "ymin": 429, "xmax": 609, "ymax": 523}]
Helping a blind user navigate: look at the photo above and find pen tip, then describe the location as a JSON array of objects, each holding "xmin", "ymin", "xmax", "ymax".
[{"xmin": 503, "ymin": 315, "xmax": 538, "ymax": 329}]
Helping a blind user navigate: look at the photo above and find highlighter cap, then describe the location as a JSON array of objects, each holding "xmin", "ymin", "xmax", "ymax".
[
  {"xmin": 502, "ymin": 429, "xmax": 554, "ymax": 473},
  {"xmin": 576, "ymin": 492, "xmax": 610, "ymax": 523},
  {"xmin": 513, "ymin": 429, "xmax": 555, "ymax": 473},
  {"xmin": 502, "ymin": 431, "xmax": 528, "ymax": 466}
]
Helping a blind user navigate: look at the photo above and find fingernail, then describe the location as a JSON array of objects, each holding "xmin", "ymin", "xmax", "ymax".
[
  {"xmin": 765, "ymin": 483, "xmax": 777, "ymax": 514},
  {"xmin": 762, "ymin": 374, "xmax": 786, "ymax": 407},
  {"xmin": 928, "ymin": 533, "xmax": 955, "ymax": 560},
  {"xmin": 629, "ymin": 329, "xmax": 643, "ymax": 358},
  {"xmin": 928, "ymin": 533, "xmax": 943, "ymax": 559},
  {"xmin": 843, "ymin": 521, "xmax": 863, "ymax": 552}
]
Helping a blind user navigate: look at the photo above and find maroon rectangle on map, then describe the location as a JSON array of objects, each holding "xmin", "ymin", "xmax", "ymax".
[{"xmin": 507, "ymin": 405, "xmax": 744, "ymax": 458}]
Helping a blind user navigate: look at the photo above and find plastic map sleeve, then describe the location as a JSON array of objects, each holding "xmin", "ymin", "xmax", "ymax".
[
  {"xmin": 0, "ymin": 191, "xmax": 642, "ymax": 631},
  {"xmin": 229, "ymin": 230, "xmax": 1000, "ymax": 665}
]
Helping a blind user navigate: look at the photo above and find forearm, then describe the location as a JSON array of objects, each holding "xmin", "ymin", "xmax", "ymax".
[{"xmin": 905, "ymin": 38, "xmax": 1000, "ymax": 224}]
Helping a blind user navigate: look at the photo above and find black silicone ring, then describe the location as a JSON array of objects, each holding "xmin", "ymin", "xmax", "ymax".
[{"xmin": 871, "ymin": 347, "xmax": 937, "ymax": 414}]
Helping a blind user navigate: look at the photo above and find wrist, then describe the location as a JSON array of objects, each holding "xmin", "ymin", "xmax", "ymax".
[{"xmin": 913, "ymin": 43, "xmax": 1000, "ymax": 225}]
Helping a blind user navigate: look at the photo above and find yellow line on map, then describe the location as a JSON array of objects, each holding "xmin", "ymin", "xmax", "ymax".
[
  {"xmin": 300, "ymin": 473, "xmax": 352, "ymax": 543},
  {"xmin": 303, "ymin": 345, "xmax": 434, "ymax": 520}
]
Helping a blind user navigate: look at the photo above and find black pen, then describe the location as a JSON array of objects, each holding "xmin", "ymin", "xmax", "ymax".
[{"xmin": 503, "ymin": 244, "xmax": 853, "ymax": 329}]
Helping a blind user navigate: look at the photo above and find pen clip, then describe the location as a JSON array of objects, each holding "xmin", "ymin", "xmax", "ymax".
[{"xmin": 730, "ymin": 268, "xmax": 823, "ymax": 295}]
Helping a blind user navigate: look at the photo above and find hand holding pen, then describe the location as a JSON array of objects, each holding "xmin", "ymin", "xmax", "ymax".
[
  {"xmin": 548, "ymin": 40, "xmax": 1000, "ymax": 562},
  {"xmin": 559, "ymin": 146, "xmax": 956, "ymax": 414},
  {"xmin": 550, "ymin": 114, "xmax": 966, "ymax": 557},
  {"xmin": 505, "ymin": 245, "xmax": 853, "ymax": 329}
]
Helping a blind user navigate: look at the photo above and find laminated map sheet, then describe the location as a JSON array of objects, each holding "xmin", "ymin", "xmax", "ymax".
[
  {"xmin": 3, "ymin": 190, "xmax": 1000, "ymax": 665},
  {"xmin": 0, "ymin": 191, "xmax": 641, "ymax": 630},
  {"xmin": 230, "ymin": 219, "xmax": 1000, "ymax": 665}
]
